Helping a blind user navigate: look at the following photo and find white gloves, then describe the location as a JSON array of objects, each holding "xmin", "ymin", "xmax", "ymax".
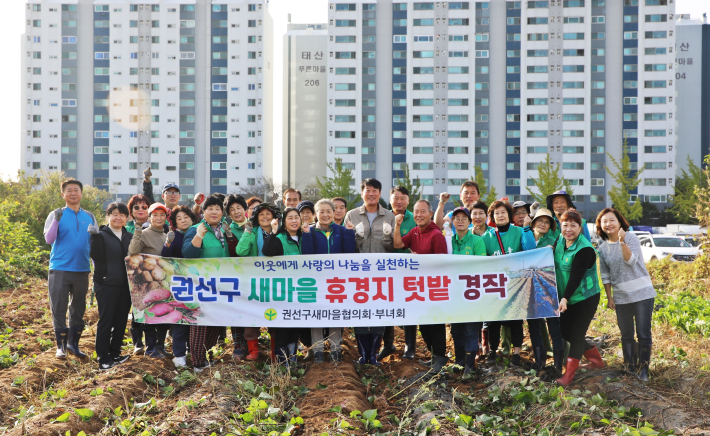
[
  {"xmin": 530, "ymin": 201, "xmax": 540, "ymax": 218},
  {"xmin": 167, "ymin": 231, "xmax": 175, "ymax": 243},
  {"xmin": 87, "ymin": 224, "xmax": 99, "ymax": 235},
  {"xmin": 355, "ymin": 222, "xmax": 365, "ymax": 237},
  {"xmin": 196, "ymin": 223, "xmax": 208, "ymax": 238},
  {"xmin": 383, "ymin": 223, "xmax": 392, "ymax": 236}
]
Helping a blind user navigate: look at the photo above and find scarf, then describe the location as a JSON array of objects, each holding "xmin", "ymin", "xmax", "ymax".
[{"xmin": 257, "ymin": 228, "xmax": 269, "ymax": 257}]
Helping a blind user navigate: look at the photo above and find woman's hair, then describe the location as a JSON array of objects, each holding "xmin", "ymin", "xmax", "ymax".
[
  {"xmin": 224, "ymin": 194, "xmax": 248, "ymax": 214},
  {"xmin": 560, "ymin": 209, "xmax": 583, "ymax": 227},
  {"xmin": 279, "ymin": 208, "xmax": 303, "ymax": 236},
  {"xmin": 249, "ymin": 202, "xmax": 282, "ymax": 228},
  {"xmin": 106, "ymin": 202, "xmax": 129, "ymax": 217},
  {"xmin": 246, "ymin": 196, "xmax": 263, "ymax": 208},
  {"xmin": 202, "ymin": 195, "xmax": 224, "ymax": 212},
  {"xmin": 595, "ymin": 207, "xmax": 630, "ymax": 241},
  {"xmin": 487, "ymin": 200, "xmax": 513, "ymax": 224},
  {"xmin": 315, "ymin": 198, "xmax": 335, "ymax": 214},
  {"xmin": 470, "ymin": 200, "xmax": 488, "ymax": 215},
  {"xmin": 127, "ymin": 195, "xmax": 151, "ymax": 219},
  {"xmin": 169, "ymin": 205, "xmax": 197, "ymax": 229}
]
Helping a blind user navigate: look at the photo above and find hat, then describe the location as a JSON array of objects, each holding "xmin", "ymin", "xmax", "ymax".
[
  {"xmin": 249, "ymin": 202, "xmax": 282, "ymax": 228},
  {"xmin": 297, "ymin": 200, "xmax": 315, "ymax": 214},
  {"xmin": 162, "ymin": 182, "xmax": 180, "ymax": 194},
  {"xmin": 451, "ymin": 207, "xmax": 471, "ymax": 221},
  {"xmin": 545, "ymin": 190, "xmax": 575, "ymax": 211},
  {"xmin": 148, "ymin": 203, "xmax": 170, "ymax": 216},
  {"xmin": 531, "ymin": 208, "xmax": 557, "ymax": 233},
  {"xmin": 512, "ymin": 201, "xmax": 531, "ymax": 213}
]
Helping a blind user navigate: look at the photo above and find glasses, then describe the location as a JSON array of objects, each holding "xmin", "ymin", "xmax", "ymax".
[
  {"xmin": 514, "ymin": 212, "xmax": 528, "ymax": 216},
  {"xmin": 453, "ymin": 217, "xmax": 469, "ymax": 223},
  {"xmin": 133, "ymin": 205, "xmax": 148, "ymax": 210},
  {"xmin": 164, "ymin": 191, "xmax": 180, "ymax": 196}
]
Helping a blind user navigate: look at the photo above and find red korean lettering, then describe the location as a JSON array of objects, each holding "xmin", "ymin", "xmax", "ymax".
[
  {"xmin": 325, "ymin": 277, "xmax": 347, "ymax": 303},
  {"xmin": 348, "ymin": 277, "xmax": 369, "ymax": 304},
  {"xmin": 403, "ymin": 276, "xmax": 425, "ymax": 302},
  {"xmin": 372, "ymin": 277, "xmax": 394, "ymax": 302}
]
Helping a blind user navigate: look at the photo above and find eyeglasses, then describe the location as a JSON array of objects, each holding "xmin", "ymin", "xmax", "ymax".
[
  {"xmin": 452, "ymin": 217, "xmax": 469, "ymax": 223},
  {"xmin": 133, "ymin": 205, "xmax": 148, "ymax": 210},
  {"xmin": 164, "ymin": 191, "xmax": 180, "ymax": 196}
]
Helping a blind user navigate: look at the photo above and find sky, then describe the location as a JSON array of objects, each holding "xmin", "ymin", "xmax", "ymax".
[{"xmin": 1, "ymin": 0, "xmax": 707, "ymax": 180}]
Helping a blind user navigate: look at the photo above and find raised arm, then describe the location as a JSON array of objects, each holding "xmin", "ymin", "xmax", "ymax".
[{"xmin": 433, "ymin": 192, "xmax": 450, "ymax": 228}]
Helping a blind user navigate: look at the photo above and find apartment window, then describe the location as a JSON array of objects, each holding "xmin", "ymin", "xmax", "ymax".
[
  {"xmin": 644, "ymin": 64, "xmax": 667, "ymax": 72},
  {"xmin": 413, "ymin": 19, "xmax": 434, "ymax": 26},
  {"xmin": 644, "ymin": 178, "xmax": 666, "ymax": 186},
  {"xmin": 335, "ymin": 116, "xmax": 354, "ymax": 123},
  {"xmin": 645, "ymin": 31, "xmax": 667, "ymax": 39}
]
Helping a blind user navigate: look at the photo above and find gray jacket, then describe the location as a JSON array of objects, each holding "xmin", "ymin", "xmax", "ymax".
[{"xmin": 344, "ymin": 205, "xmax": 396, "ymax": 254}]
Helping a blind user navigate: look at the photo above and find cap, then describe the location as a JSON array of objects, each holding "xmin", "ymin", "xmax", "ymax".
[
  {"xmin": 297, "ymin": 200, "xmax": 315, "ymax": 214},
  {"xmin": 451, "ymin": 206, "xmax": 471, "ymax": 221},
  {"xmin": 148, "ymin": 203, "xmax": 170, "ymax": 216},
  {"xmin": 162, "ymin": 182, "xmax": 180, "ymax": 194}
]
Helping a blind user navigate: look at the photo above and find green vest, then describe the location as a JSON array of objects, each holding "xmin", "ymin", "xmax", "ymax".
[
  {"xmin": 276, "ymin": 233, "xmax": 302, "ymax": 256},
  {"xmin": 550, "ymin": 217, "xmax": 587, "ymax": 241},
  {"xmin": 452, "ymin": 232, "xmax": 487, "ymax": 256},
  {"xmin": 536, "ymin": 233, "xmax": 557, "ymax": 248},
  {"xmin": 554, "ymin": 235, "xmax": 601, "ymax": 305},
  {"xmin": 189, "ymin": 221, "xmax": 229, "ymax": 258},
  {"xmin": 230, "ymin": 221, "xmax": 246, "ymax": 242},
  {"xmin": 393, "ymin": 210, "xmax": 416, "ymax": 254},
  {"xmin": 481, "ymin": 226, "xmax": 524, "ymax": 256}
]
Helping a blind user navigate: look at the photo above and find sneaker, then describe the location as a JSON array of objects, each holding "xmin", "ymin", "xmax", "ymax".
[
  {"xmin": 173, "ymin": 356, "xmax": 187, "ymax": 367},
  {"xmin": 99, "ymin": 361, "xmax": 118, "ymax": 371},
  {"xmin": 133, "ymin": 345, "xmax": 144, "ymax": 355},
  {"xmin": 193, "ymin": 361, "xmax": 211, "ymax": 373},
  {"xmin": 510, "ymin": 354, "xmax": 521, "ymax": 367},
  {"xmin": 113, "ymin": 355, "xmax": 130, "ymax": 364},
  {"xmin": 314, "ymin": 351, "xmax": 325, "ymax": 364},
  {"xmin": 145, "ymin": 349, "xmax": 167, "ymax": 359}
]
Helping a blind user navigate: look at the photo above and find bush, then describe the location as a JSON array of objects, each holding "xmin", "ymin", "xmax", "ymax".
[{"xmin": 0, "ymin": 201, "xmax": 48, "ymax": 289}]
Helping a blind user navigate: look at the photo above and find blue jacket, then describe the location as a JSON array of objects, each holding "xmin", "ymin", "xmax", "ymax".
[{"xmin": 301, "ymin": 223, "xmax": 356, "ymax": 255}]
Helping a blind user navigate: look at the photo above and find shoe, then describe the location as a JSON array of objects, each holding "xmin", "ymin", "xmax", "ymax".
[
  {"xmin": 353, "ymin": 333, "xmax": 372, "ymax": 365},
  {"xmin": 173, "ymin": 356, "xmax": 187, "ymax": 367},
  {"xmin": 453, "ymin": 345, "xmax": 466, "ymax": 373},
  {"xmin": 638, "ymin": 345, "xmax": 651, "ymax": 382},
  {"xmin": 232, "ymin": 347, "xmax": 245, "ymax": 363},
  {"xmin": 246, "ymin": 339, "xmax": 259, "ymax": 361},
  {"xmin": 622, "ymin": 342, "xmax": 637, "ymax": 374},
  {"xmin": 464, "ymin": 352, "xmax": 477, "ymax": 376},
  {"xmin": 532, "ymin": 347, "xmax": 547, "ymax": 370},
  {"xmin": 133, "ymin": 345, "xmax": 144, "ymax": 355},
  {"xmin": 331, "ymin": 350, "xmax": 343, "ymax": 363},
  {"xmin": 582, "ymin": 346, "xmax": 606, "ymax": 369},
  {"xmin": 556, "ymin": 358, "xmax": 580, "ymax": 386},
  {"xmin": 314, "ymin": 351, "xmax": 325, "ymax": 364},
  {"xmin": 419, "ymin": 359, "xmax": 432, "ymax": 367},
  {"xmin": 99, "ymin": 361, "xmax": 118, "ymax": 371},
  {"xmin": 113, "ymin": 355, "xmax": 130, "ymax": 364},
  {"xmin": 369, "ymin": 335, "xmax": 383, "ymax": 366},
  {"xmin": 66, "ymin": 326, "xmax": 87, "ymax": 358},
  {"xmin": 193, "ymin": 360, "xmax": 211, "ymax": 373},
  {"xmin": 377, "ymin": 343, "xmax": 397, "ymax": 362},
  {"xmin": 156, "ymin": 329, "xmax": 171, "ymax": 356},
  {"xmin": 510, "ymin": 353, "xmax": 521, "ymax": 367},
  {"xmin": 430, "ymin": 355, "xmax": 449, "ymax": 373},
  {"xmin": 553, "ymin": 349, "xmax": 565, "ymax": 373},
  {"xmin": 486, "ymin": 350, "xmax": 497, "ymax": 364},
  {"xmin": 55, "ymin": 328, "xmax": 68, "ymax": 359},
  {"xmin": 402, "ymin": 326, "xmax": 417, "ymax": 360},
  {"xmin": 130, "ymin": 328, "xmax": 144, "ymax": 355}
]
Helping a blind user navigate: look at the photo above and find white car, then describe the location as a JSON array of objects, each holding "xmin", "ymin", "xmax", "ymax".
[{"xmin": 638, "ymin": 235, "xmax": 699, "ymax": 263}]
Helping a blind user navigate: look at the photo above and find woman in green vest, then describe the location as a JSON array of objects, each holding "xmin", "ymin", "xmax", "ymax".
[
  {"xmin": 182, "ymin": 196, "xmax": 231, "ymax": 372},
  {"xmin": 481, "ymin": 200, "xmax": 536, "ymax": 367},
  {"xmin": 553, "ymin": 209, "xmax": 606, "ymax": 386},
  {"xmin": 262, "ymin": 207, "xmax": 313, "ymax": 368},
  {"xmin": 223, "ymin": 194, "xmax": 250, "ymax": 362}
]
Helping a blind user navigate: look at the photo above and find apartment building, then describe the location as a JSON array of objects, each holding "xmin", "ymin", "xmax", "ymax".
[
  {"xmin": 326, "ymin": 0, "xmax": 676, "ymax": 219},
  {"xmin": 21, "ymin": 0, "xmax": 273, "ymax": 201}
]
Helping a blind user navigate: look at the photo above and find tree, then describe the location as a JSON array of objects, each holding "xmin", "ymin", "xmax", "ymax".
[
  {"xmin": 315, "ymin": 158, "xmax": 358, "ymax": 208},
  {"xmin": 232, "ymin": 176, "xmax": 292, "ymax": 203},
  {"xmin": 526, "ymin": 154, "xmax": 573, "ymax": 203},
  {"xmin": 393, "ymin": 163, "xmax": 421, "ymax": 211},
  {"xmin": 473, "ymin": 166, "xmax": 498, "ymax": 206},
  {"xmin": 669, "ymin": 155, "xmax": 708, "ymax": 224},
  {"xmin": 606, "ymin": 138, "xmax": 644, "ymax": 222}
]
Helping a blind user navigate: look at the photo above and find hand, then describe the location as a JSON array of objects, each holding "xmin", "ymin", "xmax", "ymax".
[
  {"xmin": 222, "ymin": 221, "xmax": 233, "ymax": 237},
  {"xmin": 346, "ymin": 221, "xmax": 355, "ymax": 230},
  {"xmin": 52, "ymin": 208, "xmax": 64, "ymax": 222},
  {"xmin": 143, "ymin": 166, "xmax": 152, "ymax": 182},
  {"xmin": 557, "ymin": 298, "xmax": 568, "ymax": 315},
  {"xmin": 529, "ymin": 201, "xmax": 540, "ymax": 218},
  {"xmin": 355, "ymin": 222, "xmax": 365, "ymax": 237},
  {"xmin": 523, "ymin": 215, "xmax": 532, "ymax": 227},
  {"xmin": 196, "ymin": 222, "xmax": 209, "ymax": 238},
  {"xmin": 607, "ymin": 296, "xmax": 616, "ymax": 311},
  {"xmin": 142, "ymin": 222, "xmax": 150, "ymax": 229},
  {"xmin": 443, "ymin": 222, "xmax": 453, "ymax": 237},
  {"xmin": 439, "ymin": 192, "xmax": 451, "ymax": 204},
  {"xmin": 244, "ymin": 220, "xmax": 253, "ymax": 233},
  {"xmin": 395, "ymin": 214, "xmax": 404, "ymax": 227},
  {"xmin": 472, "ymin": 225, "xmax": 485, "ymax": 236},
  {"xmin": 271, "ymin": 218, "xmax": 279, "ymax": 233},
  {"xmin": 382, "ymin": 222, "xmax": 392, "ymax": 236},
  {"xmin": 87, "ymin": 224, "xmax": 99, "ymax": 235},
  {"xmin": 302, "ymin": 221, "xmax": 310, "ymax": 233},
  {"xmin": 134, "ymin": 225, "xmax": 143, "ymax": 235},
  {"xmin": 194, "ymin": 193, "xmax": 205, "ymax": 205},
  {"xmin": 618, "ymin": 228, "xmax": 626, "ymax": 243},
  {"xmin": 166, "ymin": 231, "xmax": 175, "ymax": 246}
]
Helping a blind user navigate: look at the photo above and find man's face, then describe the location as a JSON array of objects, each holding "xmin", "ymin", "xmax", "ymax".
[
  {"xmin": 552, "ymin": 197, "xmax": 569, "ymax": 216},
  {"xmin": 460, "ymin": 187, "xmax": 479, "ymax": 206},
  {"xmin": 413, "ymin": 202, "xmax": 432, "ymax": 227},
  {"xmin": 333, "ymin": 200, "xmax": 347, "ymax": 221},
  {"xmin": 61, "ymin": 184, "xmax": 83, "ymax": 205},
  {"xmin": 361, "ymin": 185, "xmax": 381, "ymax": 207},
  {"xmin": 162, "ymin": 188, "xmax": 181, "ymax": 208},
  {"xmin": 284, "ymin": 192, "xmax": 300, "ymax": 208},
  {"xmin": 513, "ymin": 207, "xmax": 528, "ymax": 227},
  {"xmin": 390, "ymin": 191, "xmax": 409, "ymax": 213},
  {"xmin": 471, "ymin": 208, "xmax": 487, "ymax": 227},
  {"xmin": 452, "ymin": 212, "xmax": 471, "ymax": 231},
  {"xmin": 300, "ymin": 209, "xmax": 314, "ymax": 224}
]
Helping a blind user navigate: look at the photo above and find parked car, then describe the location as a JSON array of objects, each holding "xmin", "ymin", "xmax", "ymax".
[{"xmin": 638, "ymin": 235, "xmax": 699, "ymax": 263}]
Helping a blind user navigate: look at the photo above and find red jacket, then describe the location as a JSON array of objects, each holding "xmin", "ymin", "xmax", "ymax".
[{"xmin": 401, "ymin": 221, "xmax": 447, "ymax": 255}]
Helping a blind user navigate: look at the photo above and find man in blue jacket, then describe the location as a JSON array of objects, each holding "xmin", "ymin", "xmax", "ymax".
[{"xmin": 43, "ymin": 179, "xmax": 97, "ymax": 359}]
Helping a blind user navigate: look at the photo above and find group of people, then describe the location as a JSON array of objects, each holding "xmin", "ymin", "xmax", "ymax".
[{"xmin": 44, "ymin": 170, "xmax": 656, "ymax": 384}]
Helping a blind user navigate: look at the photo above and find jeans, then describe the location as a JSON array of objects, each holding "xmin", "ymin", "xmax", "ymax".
[
  {"xmin": 615, "ymin": 297, "xmax": 654, "ymax": 348},
  {"xmin": 171, "ymin": 325, "xmax": 190, "ymax": 358},
  {"xmin": 450, "ymin": 322, "xmax": 482, "ymax": 353},
  {"xmin": 528, "ymin": 318, "xmax": 564, "ymax": 351}
]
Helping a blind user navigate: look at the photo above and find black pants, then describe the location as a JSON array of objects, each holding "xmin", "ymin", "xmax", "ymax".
[
  {"xmin": 560, "ymin": 293, "xmax": 600, "ymax": 359},
  {"xmin": 95, "ymin": 284, "xmax": 132, "ymax": 364},
  {"xmin": 487, "ymin": 320, "xmax": 524, "ymax": 351},
  {"xmin": 419, "ymin": 324, "xmax": 446, "ymax": 357},
  {"xmin": 270, "ymin": 327, "xmax": 302, "ymax": 350}
]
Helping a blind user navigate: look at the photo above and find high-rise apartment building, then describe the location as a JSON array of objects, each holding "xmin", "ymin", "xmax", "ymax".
[
  {"xmin": 21, "ymin": 0, "xmax": 273, "ymax": 201},
  {"xmin": 282, "ymin": 22, "xmax": 328, "ymax": 194},
  {"xmin": 326, "ymin": 0, "xmax": 676, "ymax": 218}
]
